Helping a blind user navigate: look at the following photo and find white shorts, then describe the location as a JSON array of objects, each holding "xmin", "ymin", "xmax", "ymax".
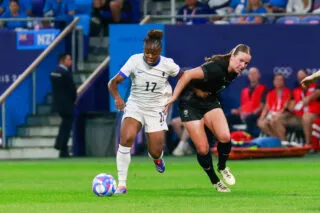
[{"xmin": 122, "ymin": 101, "xmax": 168, "ymax": 133}]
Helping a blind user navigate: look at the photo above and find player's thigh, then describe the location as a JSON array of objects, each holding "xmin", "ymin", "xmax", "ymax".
[
  {"xmin": 302, "ymin": 112, "xmax": 318, "ymax": 125},
  {"xmin": 183, "ymin": 119, "xmax": 209, "ymax": 154},
  {"xmin": 120, "ymin": 101, "xmax": 144, "ymax": 146},
  {"xmin": 120, "ymin": 117, "xmax": 142, "ymax": 147},
  {"xmin": 285, "ymin": 114, "xmax": 302, "ymax": 126},
  {"xmin": 204, "ymin": 108, "xmax": 230, "ymax": 142}
]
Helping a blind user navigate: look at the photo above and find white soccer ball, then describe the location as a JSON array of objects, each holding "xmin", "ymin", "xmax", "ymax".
[{"xmin": 92, "ymin": 173, "xmax": 117, "ymax": 196}]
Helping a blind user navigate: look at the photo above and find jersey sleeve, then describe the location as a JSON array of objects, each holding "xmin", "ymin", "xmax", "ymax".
[
  {"xmin": 201, "ymin": 61, "xmax": 223, "ymax": 81},
  {"xmin": 167, "ymin": 58, "xmax": 180, "ymax": 77},
  {"xmin": 119, "ymin": 55, "xmax": 135, "ymax": 78}
]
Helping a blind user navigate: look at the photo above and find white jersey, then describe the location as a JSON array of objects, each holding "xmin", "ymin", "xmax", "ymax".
[{"xmin": 120, "ymin": 53, "xmax": 180, "ymax": 109}]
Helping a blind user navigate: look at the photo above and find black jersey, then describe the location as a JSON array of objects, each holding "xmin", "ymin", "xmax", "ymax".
[{"xmin": 179, "ymin": 57, "xmax": 238, "ymax": 103}]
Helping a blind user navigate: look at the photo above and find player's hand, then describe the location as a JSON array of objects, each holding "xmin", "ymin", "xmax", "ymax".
[
  {"xmin": 301, "ymin": 76, "xmax": 314, "ymax": 89},
  {"xmin": 194, "ymin": 88, "xmax": 211, "ymax": 99},
  {"xmin": 164, "ymin": 98, "xmax": 175, "ymax": 114},
  {"xmin": 115, "ymin": 98, "xmax": 125, "ymax": 111}
]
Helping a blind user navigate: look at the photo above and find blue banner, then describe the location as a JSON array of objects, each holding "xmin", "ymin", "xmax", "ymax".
[
  {"xmin": 109, "ymin": 24, "xmax": 165, "ymax": 112},
  {"xmin": 16, "ymin": 29, "xmax": 60, "ymax": 50},
  {"xmin": 0, "ymin": 30, "xmax": 64, "ymax": 137}
]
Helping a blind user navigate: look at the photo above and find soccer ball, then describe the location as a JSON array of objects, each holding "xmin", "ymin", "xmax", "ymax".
[{"xmin": 92, "ymin": 173, "xmax": 117, "ymax": 196}]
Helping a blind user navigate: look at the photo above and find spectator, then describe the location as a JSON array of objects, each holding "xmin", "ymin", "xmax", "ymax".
[
  {"xmin": 98, "ymin": 0, "xmax": 134, "ymax": 23},
  {"xmin": 228, "ymin": 67, "xmax": 267, "ymax": 137},
  {"xmin": 207, "ymin": 0, "xmax": 231, "ymax": 15},
  {"xmin": 91, "ymin": 0, "xmax": 135, "ymax": 37},
  {"xmin": 0, "ymin": 0, "xmax": 5, "ymax": 16},
  {"xmin": 0, "ymin": 0, "xmax": 32, "ymax": 16},
  {"xmin": 43, "ymin": 0, "xmax": 76, "ymax": 20},
  {"xmin": 296, "ymin": 70, "xmax": 320, "ymax": 146},
  {"xmin": 227, "ymin": 0, "xmax": 246, "ymax": 23},
  {"xmin": 176, "ymin": 0, "xmax": 214, "ymax": 25},
  {"xmin": 2, "ymin": 0, "xmax": 28, "ymax": 29},
  {"xmin": 268, "ymin": 70, "xmax": 306, "ymax": 144},
  {"xmin": 238, "ymin": 0, "xmax": 267, "ymax": 24},
  {"xmin": 286, "ymin": 0, "xmax": 313, "ymax": 13},
  {"xmin": 265, "ymin": 0, "xmax": 288, "ymax": 13},
  {"xmin": 50, "ymin": 53, "xmax": 76, "ymax": 158},
  {"xmin": 257, "ymin": 73, "xmax": 291, "ymax": 137}
]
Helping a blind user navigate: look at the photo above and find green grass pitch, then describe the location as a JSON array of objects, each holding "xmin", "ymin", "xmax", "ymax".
[{"xmin": 0, "ymin": 155, "xmax": 319, "ymax": 213}]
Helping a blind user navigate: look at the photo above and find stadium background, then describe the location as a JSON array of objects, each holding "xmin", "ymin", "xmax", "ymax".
[
  {"xmin": 1, "ymin": 23, "xmax": 320, "ymax": 156},
  {"xmin": 0, "ymin": 1, "xmax": 320, "ymax": 212}
]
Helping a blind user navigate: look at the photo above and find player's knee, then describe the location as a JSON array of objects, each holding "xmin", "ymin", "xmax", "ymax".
[
  {"xmin": 217, "ymin": 132, "xmax": 230, "ymax": 143},
  {"xmin": 196, "ymin": 145, "xmax": 209, "ymax": 155},
  {"xmin": 269, "ymin": 118, "xmax": 277, "ymax": 126},
  {"xmin": 120, "ymin": 134, "xmax": 135, "ymax": 147},
  {"xmin": 257, "ymin": 119, "xmax": 264, "ymax": 129}
]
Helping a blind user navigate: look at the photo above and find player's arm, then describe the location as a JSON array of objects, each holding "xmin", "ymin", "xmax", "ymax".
[
  {"xmin": 259, "ymin": 93, "xmax": 270, "ymax": 119},
  {"xmin": 172, "ymin": 67, "xmax": 204, "ymax": 101},
  {"xmin": 108, "ymin": 73, "xmax": 126, "ymax": 110},
  {"xmin": 192, "ymin": 86, "xmax": 211, "ymax": 99},
  {"xmin": 164, "ymin": 66, "xmax": 204, "ymax": 112},
  {"xmin": 303, "ymin": 87, "xmax": 320, "ymax": 105},
  {"xmin": 301, "ymin": 71, "xmax": 320, "ymax": 88},
  {"xmin": 259, "ymin": 104, "xmax": 269, "ymax": 119}
]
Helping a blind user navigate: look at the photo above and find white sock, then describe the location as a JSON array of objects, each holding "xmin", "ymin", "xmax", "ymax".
[
  {"xmin": 116, "ymin": 145, "xmax": 131, "ymax": 187},
  {"xmin": 148, "ymin": 151, "xmax": 163, "ymax": 160}
]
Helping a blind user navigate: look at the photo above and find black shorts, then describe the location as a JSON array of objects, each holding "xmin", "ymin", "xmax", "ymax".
[{"xmin": 178, "ymin": 99, "xmax": 221, "ymax": 122}]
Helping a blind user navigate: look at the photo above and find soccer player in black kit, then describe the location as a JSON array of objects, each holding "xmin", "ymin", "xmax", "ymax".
[{"xmin": 165, "ymin": 44, "xmax": 251, "ymax": 192}]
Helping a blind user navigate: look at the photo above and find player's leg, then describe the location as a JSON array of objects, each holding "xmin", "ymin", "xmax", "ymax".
[
  {"xmin": 146, "ymin": 131, "xmax": 166, "ymax": 173},
  {"xmin": 115, "ymin": 117, "xmax": 142, "ymax": 194},
  {"xmin": 183, "ymin": 119, "xmax": 230, "ymax": 192},
  {"xmin": 144, "ymin": 111, "xmax": 168, "ymax": 173},
  {"xmin": 204, "ymin": 108, "xmax": 235, "ymax": 186},
  {"xmin": 269, "ymin": 113, "xmax": 288, "ymax": 142},
  {"xmin": 302, "ymin": 112, "xmax": 318, "ymax": 146},
  {"xmin": 109, "ymin": 0, "xmax": 123, "ymax": 23},
  {"xmin": 257, "ymin": 117, "xmax": 274, "ymax": 136}
]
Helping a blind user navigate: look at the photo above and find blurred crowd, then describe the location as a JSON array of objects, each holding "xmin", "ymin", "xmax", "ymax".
[
  {"xmin": 0, "ymin": 0, "xmax": 320, "ymax": 31},
  {"xmin": 0, "ymin": 0, "xmax": 140, "ymax": 33},
  {"xmin": 174, "ymin": 0, "xmax": 320, "ymax": 24}
]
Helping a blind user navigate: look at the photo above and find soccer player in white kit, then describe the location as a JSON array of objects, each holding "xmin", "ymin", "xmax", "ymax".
[{"xmin": 108, "ymin": 29, "xmax": 180, "ymax": 194}]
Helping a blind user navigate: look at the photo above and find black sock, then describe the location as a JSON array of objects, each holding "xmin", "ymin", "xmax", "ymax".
[
  {"xmin": 217, "ymin": 142, "xmax": 231, "ymax": 171},
  {"xmin": 197, "ymin": 152, "xmax": 220, "ymax": 184}
]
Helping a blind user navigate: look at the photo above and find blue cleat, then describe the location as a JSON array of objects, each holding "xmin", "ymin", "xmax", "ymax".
[
  {"xmin": 114, "ymin": 186, "xmax": 127, "ymax": 194},
  {"xmin": 153, "ymin": 159, "xmax": 165, "ymax": 173}
]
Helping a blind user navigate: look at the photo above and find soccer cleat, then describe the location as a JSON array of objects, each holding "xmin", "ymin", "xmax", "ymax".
[
  {"xmin": 153, "ymin": 158, "xmax": 165, "ymax": 173},
  {"xmin": 214, "ymin": 180, "xmax": 231, "ymax": 192},
  {"xmin": 219, "ymin": 167, "xmax": 236, "ymax": 185},
  {"xmin": 114, "ymin": 186, "xmax": 127, "ymax": 194}
]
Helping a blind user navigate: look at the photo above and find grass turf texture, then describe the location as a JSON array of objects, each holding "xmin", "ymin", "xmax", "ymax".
[{"xmin": 0, "ymin": 155, "xmax": 319, "ymax": 213}]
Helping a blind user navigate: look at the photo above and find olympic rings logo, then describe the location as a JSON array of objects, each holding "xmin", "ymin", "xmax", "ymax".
[
  {"xmin": 273, "ymin": 67, "xmax": 293, "ymax": 78},
  {"xmin": 306, "ymin": 68, "xmax": 320, "ymax": 74}
]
